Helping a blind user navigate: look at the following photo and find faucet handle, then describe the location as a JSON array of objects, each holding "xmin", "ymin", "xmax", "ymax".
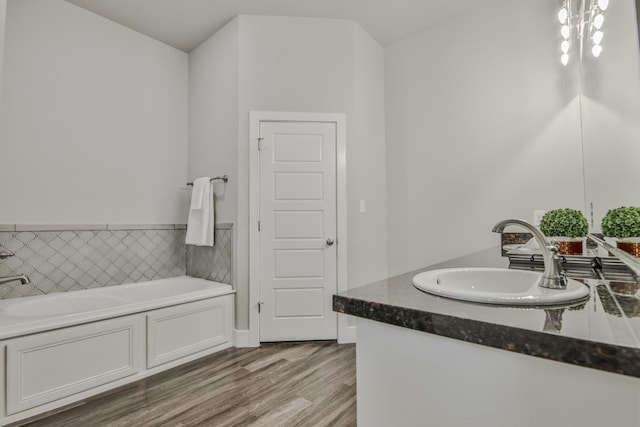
[
  {"xmin": 547, "ymin": 240, "xmax": 561, "ymax": 254},
  {"xmin": 0, "ymin": 250, "xmax": 15, "ymax": 260},
  {"xmin": 547, "ymin": 243, "xmax": 565, "ymax": 264}
]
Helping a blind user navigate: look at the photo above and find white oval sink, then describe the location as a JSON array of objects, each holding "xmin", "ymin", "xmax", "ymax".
[{"xmin": 412, "ymin": 268, "xmax": 589, "ymax": 306}]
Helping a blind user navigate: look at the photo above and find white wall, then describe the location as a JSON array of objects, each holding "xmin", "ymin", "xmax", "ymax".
[
  {"xmin": 188, "ymin": 17, "xmax": 241, "ymax": 326},
  {"xmin": 0, "ymin": 0, "xmax": 6, "ymax": 102},
  {"xmin": 237, "ymin": 15, "xmax": 348, "ymax": 330},
  {"xmin": 188, "ymin": 17, "xmax": 239, "ymax": 225},
  {"xmin": 580, "ymin": 0, "xmax": 640, "ymax": 231},
  {"xmin": 218, "ymin": 15, "xmax": 387, "ymax": 330},
  {"xmin": 385, "ymin": 0, "xmax": 585, "ymax": 276},
  {"xmin": 352, "ymin": 25, "xmax": 387, "ymax": 289},
  {"xmin": 0, "ymin": 0, "xmax": 189, "ymax": 225}
]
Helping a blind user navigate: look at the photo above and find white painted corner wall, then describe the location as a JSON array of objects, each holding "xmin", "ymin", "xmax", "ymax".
[
  {"xmin": 239, "ymin": 16, "xmax": 388, "ymax": 333},
  {"xmin": 0, "ymin": 0, "xmax": 189, "ymax": 225},
  {"xmin": 188, "ymin": 16, "xmax": 387, "ymax": 335},
  {"xmin": 352, "ymin": 25, "xmax": 387, "ymax": 293},
  {"xmin": 384, "ymin": 0, "xmax": 585, "ymax": 276},
  {"xmin": 0, "ymin": 0, "xmax": 6, "ymax": 102},
  {"xmin": 188, "ymin": 17, "xmax": 239, "ymax": 225}
]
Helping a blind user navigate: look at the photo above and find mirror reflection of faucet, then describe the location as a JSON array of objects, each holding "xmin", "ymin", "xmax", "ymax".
[
  {"xmin": 543, "ymin": 309, "xmax": 565, "ymax": 333},
  {"xmin": 0, "ymin": 250, "xmax": 31, "ymax": 286},
  {"xmin": 504, "ymin": 238, "xmax": 541, "ymax": 255}
]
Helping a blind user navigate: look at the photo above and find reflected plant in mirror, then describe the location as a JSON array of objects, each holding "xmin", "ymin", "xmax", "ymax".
[{"xmin": 601, "ymin": 206, "xmax": 640, "ymax": 257}]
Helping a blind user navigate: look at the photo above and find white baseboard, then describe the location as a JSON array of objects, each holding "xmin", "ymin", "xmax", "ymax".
[
  {"xmin": 338, "ymin": 325, "xmax": 356, "ymax": 344},
  {"xmin": 235, "ymin": 328, "xmax": 352, "ymax": 346},
  {"xmin": 233, "ymin": 329, "xmax": 253, "ymax": 347}
]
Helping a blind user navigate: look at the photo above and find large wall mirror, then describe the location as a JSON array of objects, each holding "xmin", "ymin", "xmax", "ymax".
[{"xmin": 580, "ymin": 0, "xmax": 640, "ymax": 232}]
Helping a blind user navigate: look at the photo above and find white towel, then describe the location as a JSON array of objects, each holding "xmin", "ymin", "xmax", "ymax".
[{"xmin": 186, "ymin": 177, "xmax": 214, "ymax": 246}]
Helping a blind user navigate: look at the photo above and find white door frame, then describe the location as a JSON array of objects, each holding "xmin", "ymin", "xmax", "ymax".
[{"xmin": 249, "ymin": 111, "xmax": 348, "ymax": 347}]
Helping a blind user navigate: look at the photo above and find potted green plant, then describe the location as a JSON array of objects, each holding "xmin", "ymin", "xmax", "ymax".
[
  {"xmin": 601, "ymin": 206, "xmax": 640, "ymax": 257},
  {"xmin": 539, "ymin": 208, "xmax": 589, "ymax": 255}
]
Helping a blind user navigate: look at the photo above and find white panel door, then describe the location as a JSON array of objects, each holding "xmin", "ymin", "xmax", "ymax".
[{"xmin": 259, "ymin": 121, "xmax": 337, "ymax": 341}]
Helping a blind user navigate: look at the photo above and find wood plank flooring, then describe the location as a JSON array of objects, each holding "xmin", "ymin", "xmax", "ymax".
[{"xmin": 17, "ymin": 342, "xmax": 356, "ymax": 427}]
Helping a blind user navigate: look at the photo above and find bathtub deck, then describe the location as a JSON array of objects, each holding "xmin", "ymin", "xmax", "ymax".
[
  {"xmin": 18, "ymin": 342, "xmax": 356, "ymax": 427},
  {"xmin": 0, "ymin": 276, "xmax": 233, "ymax": 341}
]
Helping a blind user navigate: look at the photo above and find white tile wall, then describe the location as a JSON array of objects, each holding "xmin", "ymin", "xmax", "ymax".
[
  {"xmin": 0, "ymin": 224, "xmax": 234, "ymax": 299},
  {"xmin": 186, "ymin": 226, "xmax": 233, "ymax": 284}
]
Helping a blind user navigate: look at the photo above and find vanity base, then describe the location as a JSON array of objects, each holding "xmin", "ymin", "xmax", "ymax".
[{"xmin": 357, "ymin": 318, "xmax": 640, "ymax": 427}]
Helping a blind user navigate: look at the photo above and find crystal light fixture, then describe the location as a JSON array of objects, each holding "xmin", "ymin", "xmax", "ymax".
[
  {"xmin": 558, "ymin": 0, "xmax": 608, "ymax": 66},
  {"xmin": 587, "ymin": 0, "xmax": 607, "ymax": 57},
  {"xmin": 558, "ymin": 0, "xmax": 572, "ymax": 66}
]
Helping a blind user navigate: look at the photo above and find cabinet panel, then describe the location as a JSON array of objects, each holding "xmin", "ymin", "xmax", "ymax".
[
  {"xmin": 6, "ymin": 316, "xmax": 143, "ymax": 415},
  {"xmin": 147, "ymin": 296, "xmax": 232, "ymax": 368}
]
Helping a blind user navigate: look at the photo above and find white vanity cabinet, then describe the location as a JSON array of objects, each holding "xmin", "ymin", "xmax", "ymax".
[{"xmin": 357, "ymin": 318, "xmax": 640, "ymax": 427}]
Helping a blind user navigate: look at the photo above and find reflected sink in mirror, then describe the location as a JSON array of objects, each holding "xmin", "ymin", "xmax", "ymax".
[{"xmin": 412, "ymin": 268, "xmax": 590, "ymax": 306}]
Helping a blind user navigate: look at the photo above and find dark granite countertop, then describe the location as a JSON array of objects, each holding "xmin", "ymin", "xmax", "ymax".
[{"xmin": 333, "ymin": 247, "xmax": 640, "ymax": 378}]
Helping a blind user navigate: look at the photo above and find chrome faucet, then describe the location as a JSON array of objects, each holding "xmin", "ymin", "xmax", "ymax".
[
  {"xmin": 0, "ymin": 274, "xmax": 31, "ymax": 286},
  {"xmin": 492, "ymin": 218, "xmax": 567, "ymax": 289},
  {"xmin": 0, "ymin": 250, "xmax": 31, "ymax": 286}
]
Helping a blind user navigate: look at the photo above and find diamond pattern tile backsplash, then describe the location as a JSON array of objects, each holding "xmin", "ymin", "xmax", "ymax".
[
  {"xmin": 186, "ymin": 227, "xmax": 233, "ymax": 284},
  {"xmin": 0, "ymin": 225, "xmax": 233, "ymax": 299}
]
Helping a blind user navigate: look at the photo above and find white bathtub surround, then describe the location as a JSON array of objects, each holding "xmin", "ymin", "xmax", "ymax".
[
  {"xmin": 0, "ymin": 276, "xmax": 234, "ymax": 425},
  {"xmin": 0, "ymin": 276, "xmax": 231, "ymax": 339},
  {"xmin": 186, "ymin": 178, "xmax": 215, "ymax": 246}
]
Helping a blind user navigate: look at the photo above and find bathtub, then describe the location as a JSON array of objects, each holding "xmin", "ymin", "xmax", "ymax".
[
  {"xmin": 0, "ymin": 276, "xmax": 235, "ymax": 425},
  {"xmin": 0, "ymin": 276, "xmax": 233, "ymax": 340}
]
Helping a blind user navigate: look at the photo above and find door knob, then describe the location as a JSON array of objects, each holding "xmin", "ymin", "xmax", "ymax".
[{"xmin": 326, "ymin": 238, "xmax": 335, "ymax": 246}]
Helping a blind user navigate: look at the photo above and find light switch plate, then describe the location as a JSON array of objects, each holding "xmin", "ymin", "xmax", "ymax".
[{"xmin": 360, "ymin": 200, "xmax": 366, "ymax": 214}]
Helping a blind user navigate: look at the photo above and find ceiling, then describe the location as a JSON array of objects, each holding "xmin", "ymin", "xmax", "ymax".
[{"xmin": 65, "ymin": 0, "xmax": 477, "ymax": 52}]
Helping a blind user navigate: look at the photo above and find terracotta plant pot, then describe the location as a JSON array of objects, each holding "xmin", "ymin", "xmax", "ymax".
[
  {"xmin": 608, "ymin": 281, "xmax": 639, "ymax": 296},
  {"xmin": 616, "ymin": 240, "xmax": 640, "ymax": 258},
  {"xmin": 555, "ymin": 239, "xmax": 583, "ymax": 256}
]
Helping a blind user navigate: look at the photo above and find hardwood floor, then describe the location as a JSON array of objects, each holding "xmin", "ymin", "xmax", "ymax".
[{"xmin": 18, "ymin": 342, "xmax": 356, "ymax": 427}]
